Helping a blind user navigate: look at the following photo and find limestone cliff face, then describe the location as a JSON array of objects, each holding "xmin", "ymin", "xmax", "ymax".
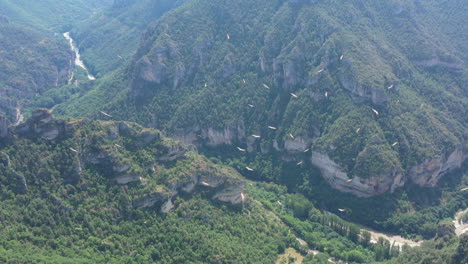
[
  {"xmin": 311, "ymin": 148, "xmax": 465, "ymax": 197},
  {"xmin": 408, "ymin": 148, "xmax": 466, "ymax": 187},
  {"xmin": 173, "ymin": 122, "xmax": 246, "ymax": 147},
  {"xmin": 0, "ymin": 114, "xmax": 9, "ymax": 138},
  {"xmin": 14, "ymin": 109, "xmax": 78, "ymax": 140},
  {"xmin": 133, "ymin": 167, "xmax": 246, "ymax": 211}
]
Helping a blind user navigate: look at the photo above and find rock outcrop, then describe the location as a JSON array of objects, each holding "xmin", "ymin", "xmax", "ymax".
[
  {"xmin": 14, "ymin": 109, "xmax": 77, "ymax": 140},
  {"xmin": 311, "ymin": 152, "xmax": 405, "ymax": 197},
  {"xmin": 0, "ymin": 114, "xmax": 9, "ymax": 138},
  {"xmin": 408, "ymin": 147, "xmax": 466, "ymax": 187}
]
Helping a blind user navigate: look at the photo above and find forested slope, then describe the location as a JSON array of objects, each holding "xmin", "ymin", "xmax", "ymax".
[
  {"xmin": 71, "ymin": 0, "xmax": 187, "ymax": 76},
  {"xmin": 57, "ymin": 0, "xmax": 467, "ymax": 198}
]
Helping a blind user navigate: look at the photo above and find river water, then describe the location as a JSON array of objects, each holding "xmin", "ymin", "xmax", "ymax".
[{"xmin": 63, "ymin": 32, "xmax": 96, "ymax": 81}]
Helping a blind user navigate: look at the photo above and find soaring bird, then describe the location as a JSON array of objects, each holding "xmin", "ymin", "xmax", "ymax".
[
  {"xmin": 100, "ymin": 111, "xmax": 112, "ymax": 118},
  {"xmin": 70, "ymin": 148, "xmax": 78, "ymax": 153},
  {"xmin": 392, "ymin": 142, "xmax": 399, "ymax": 147},
  {"xmin": 248, "ymin": 104, "xmax": 255, "ymax": 108},
  {"xmin": 290, "ymin": 93, "xmax": 298, "ymax": 98},
  {"xmin": 297, "ymin": 161, "xmax": 304, "ymax": 166},
  {"xmin": 317, "ymin": 68, "xmax": 325, "ymax": 73},
  {"xmin": 237, "ymin": 147, "xmax": 246, "ymax": 152},
  {"xmin": 268, "ymin": 126, "xmax": 277, "ymax": 130},
  {"xmin": 201, "ymin": 181, "xmax": 211, "ymax": 187},
  {"xmin": 387, "ymin": 84, "xmax": 394, "ymax": 89},
  {"xmin": 246, "ymin": 167, "xmax": 254, "ymax": 171},
  {"xmin": 338, "ymin": 208, "xmax": 346, "ymax": 212},
  {"xmin": 346, "ymin": 179, "xmax": 353, "ymax": 183},
  {"xmin": 289, "ymin": 133, "xmax": 295, "ymax": 139},
  {"xmin": 263, "ymin": 83, "xmax": 270, "ymax": 89},
  {"xmin": 356, "ymin": 128, "xmax": 361, "ymax": 133},
  {"xmin": 372, "ymin": 108, "xmax": 379, "ymax": 115},
  {"xmin": 304, "ymin": 148, "xmax": 310, "ymax": 153},
  {"xmin": 252, "ymin": 135, "xmax": 261, "ymax": 138}
]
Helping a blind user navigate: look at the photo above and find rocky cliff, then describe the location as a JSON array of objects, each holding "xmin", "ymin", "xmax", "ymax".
[{"xmin": 1, "ymin": 109, "xmax": 246, "ymax": 212}]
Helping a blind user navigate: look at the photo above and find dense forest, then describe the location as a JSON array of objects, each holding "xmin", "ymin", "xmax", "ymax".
[{"xmin": 0, "ymin": 0, "xmax": 466, "ymax": 263}]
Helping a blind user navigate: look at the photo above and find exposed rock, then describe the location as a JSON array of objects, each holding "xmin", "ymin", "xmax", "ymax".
[
  {"xmin": 0, "ymin": 114, "xmax": 9, "ymax": 138},
  {"xmin": 114, "ymin": 175, "xmax": 141, "ymax": 185},
  {"xmin": 159, "ymin": 142, "xmax": 189, "ymax": 161},
  {"xmin": 10, "ymin": 170, "xmax": 28, "ymax": 194},
  {"xmin": 161, "ymin": 198, "xmax": 174, "ymax": 213},
  {"xmin": 310, "ymin": 152, "xmax": 405, "ymax": 197},
  {"xmin": 65, "ymin": 158, "xmax": 82, "ymax": 184},
  {"xmin": 284, "ymin": 136, "xmax": 313, "ymax": 153},
  {"xmin": 409, "ymin": 147, "xmax": 466, "ymax": 187},
  {"xmin": 14, "ymin": 109, "xmax": 77, "ymax": 140},
  {"xmin": 413, "ymin": 57, "xmax": 464, "ymax": 71},
  {"xmin": 337, "ymin": 70, "xmax": 388, "ymax": 106},
  {"xmin": 213, "ymin": 181, "xmax": 246, "ymax": 204},
  {"xmin": 133, "ymin": 190, "xmax": 173, "ymax": 208},
  {"xmin": 174, "ymin": 122, "xmax": 246, "ymax": 147}
]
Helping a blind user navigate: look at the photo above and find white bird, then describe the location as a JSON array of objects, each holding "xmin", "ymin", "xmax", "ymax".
[
  {"xmin": 204, "ymin": 83, "xmax": 208, "ymax": 88},
  {"xmin": 290, "ymin": 93, "xmax": 298, "ymax": 98},
  {"xmin": 241, "ymin": 192, "xmax": 246, "ymax": 202},
  {"xmin": 372, "ymin": 108, "xmax": 379, "ymax": 116},
  {"xmin": 297, "ymin": 161, "xmax": 303, "ymax": 166},
  {"xmin": 356, "ymin": 128, "xmax": 361, "ymax": 133},
  {"xmin": 340, "ymin": 55, "xmax": 344, "ymax": 60},
  {"xmin": 114, "ymin": 144, "xmax": 122, "ymax": 148},
  {"xmin": 304, "ymin": 148, "xmax": 310, "ymax": 153},
  {"xmin": 289, "ymin": 133, "xmax": 295, "ymax": 139},
  {"xmin": 387, "ymin": 84, "xmax": 394, "ymax": 90},
  {"xmin": 263, "ymin": 83, "xmax": 270, "ymax": 89},
  {"xmin": 246, "ymin": 167, "xmax": 254, "ymax": 171},
  {"xmin": 252, "ymin": 134, "xmax": 261, "ymax": 138},
  {"xmin": 338, "ymin": 208, "xmax": 346, "ymax": 212},
  {"xmin": 100, "ymin": 111, "xmax": 112, "ymax": 118},
  {"xmin": 461, "ymin": 187, "xmax": 468, "ymax": 191},
  {"xmin": 268, "ymin": 126, "xmax": 277, "ymax": 130},
  {"xmin": 317, "ymin": 68, "xmax": 324, "ymax": 73},
  {"xmin": 392, "ymin": 142, "xmax": 399, "ymax": 147},
  {"xmin": 243, "ymin": 79, "xmax": 246, "ymax": 84},
  {"xmin": 237, "ymin": 147, "xmax": 246, "ymax": 152},
  {"xmin": 396, "ymin": 100, "xmax": 400, "ymax": 105},
  {"xmin": 325, "ymin": 91, "xmax": 328, "ymax": 97},
  {"xmin": 226, "ymin": 33, "xmax": 230, "ymax": 40},
  {"xmin": 117, "ymin": 55, "xmax": 123, "ymax": 59},
  {"xmin": 248, "ymin": 104, "xmax": 255, "ymax": 108},
  {"xmin": 69, "ymin": 148, "xmax": 78, "ymax": 153},
  {"xmin": 346, "ymin": 179, "xmax": 353, "ymax": 183},
  {"xmin": 201, "ymin": 181, "xmax": 211, "ymax": 187},
  {"xmin": 277, "ymin": 201, "xmax": 282, "ymax": 205}
]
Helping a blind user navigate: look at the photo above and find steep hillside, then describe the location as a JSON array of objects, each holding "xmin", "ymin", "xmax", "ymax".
[
  {"xmin": 0, "ymin": 108, "xmax": 431, "ymax": 263},
  {"xmin": 0, "ymin": 0, "xmax": 112, "ymax": 31},
  {"xmin": 0, "ymin": 20, "xmax": 73, "ymax": 120},
  {"xmin": 58, "ymin": 0, "xmax": 466, "ymax": 198},
  {"xmin": 71, "ymin": 0, "xmax": 187, "ymax": 76}
]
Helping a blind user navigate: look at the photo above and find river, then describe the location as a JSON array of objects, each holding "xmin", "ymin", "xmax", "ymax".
[{"xmin": 63, "ymin": 32, "xmax": 96, "ymax": 81}]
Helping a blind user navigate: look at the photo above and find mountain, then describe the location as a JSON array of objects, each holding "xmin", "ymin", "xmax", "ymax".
[
  {"xmin": 0, "ymin": 0, "xmax": 113, "ymax": 31},
  {"xmin": 70, "ymin": 0, "xmax": 187, "ymax": 76},
  {"xmin": 57, "ymin": 0, "xmax": 466, "ymax": 198},
  {"xmin": 0, "ymin": 19, "xmax": 73, "ymax": 121},
  {"xmin": 0, "ymin": 108, "xmax": 424, "ymax": 264}
]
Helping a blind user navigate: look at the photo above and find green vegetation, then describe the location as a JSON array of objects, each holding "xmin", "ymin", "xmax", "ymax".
[{"xmin": 71, "ymin": 0, "xmax": 186, "ymax": 76}]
